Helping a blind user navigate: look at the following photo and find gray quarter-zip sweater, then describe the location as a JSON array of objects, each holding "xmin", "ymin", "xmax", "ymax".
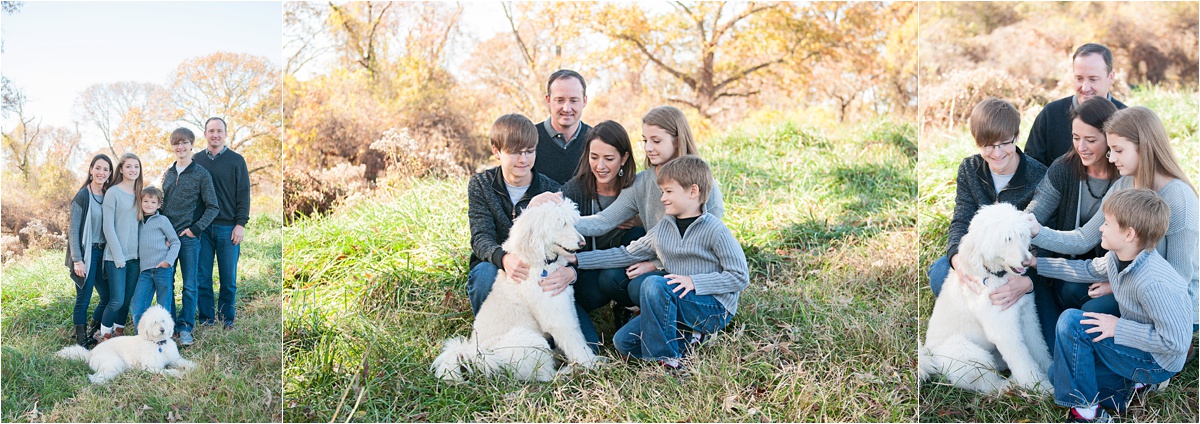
[
  {"xmin": 1038, "ymin": 250, "xmax": 1193, "ymax": 372},
  {"xmin": 139, "ymin": 213, "xmax": 181, "ymax": 272},
  {"xmin": 102, "ymin": 186, "xmax": 140, "ymax": 267},
  {"xmin": 1033, "ymin": 176, "xmax": 1200, "ymax": 324},
  {"xmin": 576, "ymin": 211, "xmax": 749, "ymax": 314}
]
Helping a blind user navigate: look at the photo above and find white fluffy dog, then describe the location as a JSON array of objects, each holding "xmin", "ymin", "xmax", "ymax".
[
  {"xmin": 57, "ymin": 304, "xmax": 196, "ymax": 384},
  {"xmin": 918, "ymin": 203, "xmax": 1053, "ymax": 393},
  {"xmin": 433, "ymin": 199, "xmax": 598, "ymax": 382}
]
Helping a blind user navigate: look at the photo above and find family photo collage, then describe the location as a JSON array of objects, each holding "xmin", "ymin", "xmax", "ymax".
[{"xmin": 2, "ymin": 1, "xmax": 1198, "ymax": 422}]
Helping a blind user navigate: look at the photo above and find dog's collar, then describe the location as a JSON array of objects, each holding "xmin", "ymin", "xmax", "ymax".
[{"xmin": 156, "ymin": 339, "xmax": 167, "ymax": 352}]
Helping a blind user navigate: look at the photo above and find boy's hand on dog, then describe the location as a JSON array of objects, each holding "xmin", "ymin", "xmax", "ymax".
[
  {"xmin": 626, "ymin": 261, "xmax": 657, "ymax": 279},
  {"xmin": 529, "ymin": 192, "xmax": 563, "ymax": 208},
  {"xmin": 666, "ymin": 274, "xmax": 695, "ymax": 298},
  {"xmin": 1088, "ymin": 282, "xmax": 1112, "ymax": 298},
  {"xmin": 539, "ymin": 266, "xmax": 577, "ymax": 296},
  {"xmin": 503, "ymin": 253, "xmax": 531, "ymax": 281},
  {"xmin": 990, "ymin": 275, "xmax": 1032, "ymax": 311},
  {"xmin": 1081, "ymin": 312, "xmax": 1117, "ymax": 342},
  {"xmin": 563, "ymin": 253, "xmax": 577, "ymax": 264}
]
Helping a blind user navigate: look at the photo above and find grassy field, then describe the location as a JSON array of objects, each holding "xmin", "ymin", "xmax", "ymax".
[
  {"xmin": 0, "ymin": 213, "xmax": 283, "ymax": 423},
  {"xmin": 282, "ymin": 114, "xmax": 919, "ymax": 422},
  {"xmin": 917, "ymin": 87, "xmax": 1200, "ymax": 422}
]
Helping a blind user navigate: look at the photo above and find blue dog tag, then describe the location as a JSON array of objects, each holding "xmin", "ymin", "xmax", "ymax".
[{"xmin": 541, "ymin": 270, "xmax": 548, "ymax": 278}]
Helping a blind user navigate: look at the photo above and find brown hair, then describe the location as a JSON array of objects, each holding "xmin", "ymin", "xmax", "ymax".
[
  {"xmin": 1073, "ymin": 43, "xmax": 1114, "ymax": 74},
  {"xmin": 642, "ymin": 106, "xmax": 699, "ymax": 169},
  {"xmin": 656, "ymin": 155, "xmax": 713, "ymax": 204},
  {"xmin": 490, "ymin": 113, "xmax": 538, "ymax": 153},
  {"xmin": 969, "ymin": 97, "xmax": 1020, "ymax": 147},
  {"xmin": 138, "ymin": 186, "xmax": 164, "ymax": 222},
  {"xmin": 1103, "ymin": 106, "xmax": 1197, "ymax": 194},
  {"xmin": 80, "ymin": 154, "xmax": 114, "ymax": 192},
  {"xmin": 111, "ymin": 152, "xmax": 144, "ymax": 212},
  {"xmin": 170, "ymin": 127, "xmax": 196, "ymax": 145},
  {"xmin": 572, "ymin": 120, "xmax": 637, "ymax": 200},
  {"xmin": 1065, "ymin": 96, "xmax": 1119, "ymax": 181},
  {"xmin": 1102, "ymin": 188, "xmax": 1170, "ymax": 250},
  {"xmin": 547, "ymin": 69, "xmax": 587, "ymax": 97}
]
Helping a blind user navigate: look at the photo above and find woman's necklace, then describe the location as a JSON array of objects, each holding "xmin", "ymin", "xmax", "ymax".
[
  {"xmin": 90, "ymin": 184, "xmax": 104, "ymax": 203},
  {"xmin": 1084, "ymin": 177, "xmax": 1110, "ymax": 199}
]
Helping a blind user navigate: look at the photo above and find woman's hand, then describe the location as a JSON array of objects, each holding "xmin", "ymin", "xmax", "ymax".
[
  {"xmin": 1026, "ymin": 214, "xmax": 1041, "ymax": 238},
  {"xmin": 539, "ymin": 266, "xmax": 577, "ymax": 296},
  {"xmin": 502, "ymin": 253, "xmax": 531, "ymax": 282},
  {"xmin": 617, "ymin": 216, "xmax": 642, "ymax": 230},
  {"xmin": 529, "ymin": 192, "xmax": 563, "ymax": 208},
  {"xmin": 73, "ymin": 261, "xmax": 86, "ymax": 277},
  {"xmin": 950, "ymin": 254, "xmax": 981, "ymax": 287},
  {"xmin": 1088, "ymin": 282, "xmax": 1112, "ymax": 298},
  {"xmin": 563, "ymin": 253, "xmax": 577, "ymax": 265},
  {"xmin": 158, "ymin": 261, "xmax": 171, "ymax": 269},
  {"xmin": 625, "ymin": 261, "xmax": 657, "ymax": 279}
]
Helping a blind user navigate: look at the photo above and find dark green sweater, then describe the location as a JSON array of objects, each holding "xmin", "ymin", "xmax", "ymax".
[{"xmin": 193, "ymin": 147, "xmax": 251, "ymax": 227}]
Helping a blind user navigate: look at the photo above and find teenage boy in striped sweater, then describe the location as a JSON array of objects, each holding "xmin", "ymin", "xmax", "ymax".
[
  {"xmin": 1033, "ymin": 188, "xmax": 1193, "ymax": 423},
  {"xmin": 568, "ymin": 155, "xmax": 748, "ymax": 370}
]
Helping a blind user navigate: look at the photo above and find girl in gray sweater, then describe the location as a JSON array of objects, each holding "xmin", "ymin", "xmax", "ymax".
[
  {"xmin": 65, "ymin": 154, "xmax": 112, "ymax": 346},
  {"xmin": 99, "ymin": 153, "xmax": 143, "ymax": 340}
]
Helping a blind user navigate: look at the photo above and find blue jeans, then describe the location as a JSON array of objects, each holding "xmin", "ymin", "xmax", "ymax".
[
  {"xmin": 175, "ymin": 234, "xmax": 200, "ymax": 332},
  {"xmin": 198, "ymin": 224, "xmax": 239, "ymax": 326},
  {"xmin": 927, "ymin": 255, "xmax": 950, "ymax": 295},
  {"xmin": 1050, "ymin": 309, "xmax": 1175, "ymax": 411},
  {"xmin": 131, "ymin": 266, "xmax": 176, "ymax": 327},
  {"xmin": 102, "ymin": 259, "xmax": 140, "ymax": 328},
  {"xmin": 1055, "ymin": 280, "xmax": 1120, "ymax": 316},
  {"xmin": 72, "ymin": 245, "xmax": 104, "ymax": 325},
  {"xmin": 466, "ymin": 261, "xmax": 600, "ymax": 352},
  {"xmin": 614, "ymin": 275, "xmax": 733, "ymax": 360}
]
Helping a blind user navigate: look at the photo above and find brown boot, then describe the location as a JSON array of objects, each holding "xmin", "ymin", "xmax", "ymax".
[{"xmin": 113, "ymin": 327, "xmax": 125, "ymax": 337}]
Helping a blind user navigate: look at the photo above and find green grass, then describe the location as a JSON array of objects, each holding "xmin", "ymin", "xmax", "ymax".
[
  {"xmin": 1, "ymin": 213, "xmax": 284, "ymax": 422},
  {"xmin": 918, "ymin": 87, "xmax": 1200, "ymax": 422},
  {"xmin": 282, "ymin": 115, "xmax": 919, "ymax": 422}
]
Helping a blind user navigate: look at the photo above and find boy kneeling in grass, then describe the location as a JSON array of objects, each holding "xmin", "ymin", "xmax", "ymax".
[
  {"xmin": 567, "ymin": 155, "xmax": 748, "ymax": 370},
  {"xmin": 1032, "ymin": 188, "xmax": 1192, "ymax": 423}
]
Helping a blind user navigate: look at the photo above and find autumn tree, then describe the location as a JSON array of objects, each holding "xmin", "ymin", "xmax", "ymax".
[
  {"xmin": 2, "ymin": 81, "xmax": 40, "ymax": 181},
  {"xmin": 74, "ymin": 81, "xmax": 170, "ymax": 157},
  {"xmin": 170, "ymin": 52, "xmax": 281, "ymax": 185}
]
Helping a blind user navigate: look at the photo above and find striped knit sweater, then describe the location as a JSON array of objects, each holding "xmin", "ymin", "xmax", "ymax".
[
  {"xmin": 1033, "ymin": 177, "xmax": 1200, "ymax": 324},
  {"xmin": 138, "ymin": 213, "xmax": 180, "ymax": 272},
  {"xmin": 575, "ymin": 212, "xmax": 749, "ymax": 314},
  {"xmin": 102, "ymin": 186, "xmax": 140, "ymax": 267},
  {"xmin": 576, "ymin": 166, "xmax": 723, "ymax": 237},
  {"xmin": 1037, "ymin": 250, "xmax": 1193, "ymax": 372}
]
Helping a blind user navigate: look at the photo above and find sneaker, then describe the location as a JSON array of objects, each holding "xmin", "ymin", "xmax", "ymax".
[
  {"xmin": 1066, "ymin": 408, "xmax": 1114, "ymax": 423},
  {"xmin": 1128, "ymin": 379, "xmax": 1170, "ymax": 408},
  {"xmin": 179, "ymin": 330, "xmax": 194, "ymax": 346}
]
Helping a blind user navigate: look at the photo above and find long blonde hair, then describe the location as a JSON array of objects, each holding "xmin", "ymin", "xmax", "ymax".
[
  {"xmin": 110, "ymin": 153, "xmax": 144, "ymax": 210},
  {"xmin": 642, "ymin": 106, "xmax": 699, "ymax": 169},
  {"xmin": 1103, "ymin": 107, "xmax": 1197, "ymax": 194}
]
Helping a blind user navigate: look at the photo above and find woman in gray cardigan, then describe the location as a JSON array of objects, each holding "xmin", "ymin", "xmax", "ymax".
[
  {"xmin": 1026, "ymin": 97, "xmax": 1121, "ymax": 317},
  {"xmin": 65, "ymin": 154, "xmax": 113, "ymax": 346}
]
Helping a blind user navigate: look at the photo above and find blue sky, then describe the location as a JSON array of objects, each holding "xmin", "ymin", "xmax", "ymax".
[{"xmin": 2, "ymin": 1, "xmax": 282, "ymax": 149}]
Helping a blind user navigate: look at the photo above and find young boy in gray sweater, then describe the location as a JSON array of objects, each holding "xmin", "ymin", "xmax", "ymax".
[
  {"xmin": 568, "ymin": 155, "xmax": 749, "ymax": 369},
  {"xmin": 130, "ymin": 186, "xmax": 181, "ymax": 328},
  {"xmin": 1034, "ymin": 188, "xmax": 1193, "ymax": 423}
]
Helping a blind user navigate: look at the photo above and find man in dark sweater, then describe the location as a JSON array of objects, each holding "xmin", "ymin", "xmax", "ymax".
[
  {"xmin": 192, "ymin": 117, "xmax": 251, "ymax": 329},
  {"xmin": 1026, "ymin": 43, "xmax": 1127, "ymax": 166},
  {"xmin": 161, "ymin": 127, "xmax": 219, "ymax": 345},
  {"xmin": 533, "ymin": 69, "xmax": 591, "ymax": 185}
]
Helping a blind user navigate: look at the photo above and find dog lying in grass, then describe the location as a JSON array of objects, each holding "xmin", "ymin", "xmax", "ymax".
[
  {"xmin": 57, "ymin": 304, "xmax": 196, "ymax": 384},
  {"xmin": 433, "ymin": 199, "xmax": 598, "ymax": 382},
  {"xmin": 919, "ymin": 203, "xmax": 1053, "ymax": 393}
]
